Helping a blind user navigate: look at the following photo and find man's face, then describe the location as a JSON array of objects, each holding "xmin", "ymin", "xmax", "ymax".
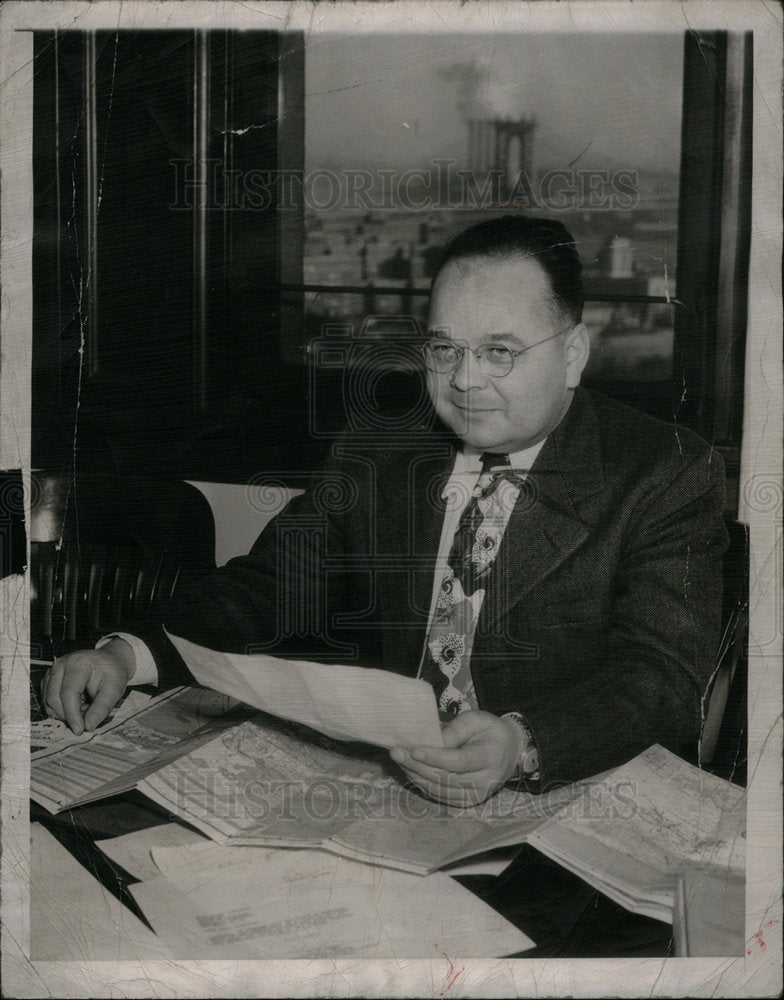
[{"xmin": 426, "ymin": 255, "xmax": 589, "ymax": 453}]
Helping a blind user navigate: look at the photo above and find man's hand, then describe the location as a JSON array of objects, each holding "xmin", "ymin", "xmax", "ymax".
[
  {"xmin": 390, "ymin": 710, "xmax": 525, "ymax": 807},
  {"xmin": 41, "ymin": 638, "xmax": 137, "ymax": 735}
]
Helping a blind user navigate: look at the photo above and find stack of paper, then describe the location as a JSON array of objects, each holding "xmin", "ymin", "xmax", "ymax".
[
  {"xmin": 32, "ymin": 626, "xmax": 747, "ymax": 957},
  {"xmin": 527, "ymin": 744, "xmax": 746, "ymax": 953},
  {"xmin": 128, "ymin": 841, "xmax": 536, "ymax": 959},
  {"xmin": 31, "ymin": 649, "xmax": 568, "ymax": 873}
]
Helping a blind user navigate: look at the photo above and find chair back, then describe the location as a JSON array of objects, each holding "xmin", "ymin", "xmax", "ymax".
[
  {"xmin": 30, "ymin": 476, "xmax": 215, "ymax": 656},
  {"xmin": 699, "ymin": 519, "xmax": 750, "ymax": 773},
  {"xmin": 186, "ymin": 480, "xmax": 304, "ymax": 565}
]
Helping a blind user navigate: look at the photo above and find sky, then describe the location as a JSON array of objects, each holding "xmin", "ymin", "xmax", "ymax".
[{"xmin": 305, "ymin": 32, "xmax": 683, "ymax": 176}]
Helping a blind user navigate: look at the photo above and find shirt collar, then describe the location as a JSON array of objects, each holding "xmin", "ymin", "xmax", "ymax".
[{"xmin": 443, "ymin": 439, "xmax": 547, "ymax": 497}]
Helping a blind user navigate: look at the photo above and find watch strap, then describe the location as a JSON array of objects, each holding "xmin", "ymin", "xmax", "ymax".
[{"xmin": 502, "ymin": 711, "xmax": 540, "ymax": 783}]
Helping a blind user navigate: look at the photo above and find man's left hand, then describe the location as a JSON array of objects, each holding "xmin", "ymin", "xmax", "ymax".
[{"xmin": 390, "ymin": 710, "xmax": 524, "ymax": 807}]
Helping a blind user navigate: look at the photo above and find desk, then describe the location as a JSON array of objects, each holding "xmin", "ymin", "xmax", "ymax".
[
  {"xmin": 29, "ymin": 668, "xmax": 675, "ymax": 960},
  {"xmin": 31, "ymin": 800, "xmax": 677, "ymax": 959},
  {"xmin": 30, "ymin": 779, "xmax": 676, "ymax": 958}
]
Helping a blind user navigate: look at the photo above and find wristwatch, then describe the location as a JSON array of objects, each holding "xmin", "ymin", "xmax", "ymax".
[{"xmin": 502, "ymin": 711, "xmax": 540, "ymax": 783}]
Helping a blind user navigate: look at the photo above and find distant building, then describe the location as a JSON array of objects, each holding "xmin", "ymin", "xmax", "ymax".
[
  {"xmin": 609, "ymin": 237, "xmax": 634, "ymax": 279},
  {"xmin": 467, "ymin": 115, "xmax": 536, "ymax": 197}
]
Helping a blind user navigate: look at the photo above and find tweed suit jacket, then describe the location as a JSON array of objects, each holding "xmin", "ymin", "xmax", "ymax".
[{"xmin": 142, "ymin": 388, "xmax": 727, "ymax": 786}]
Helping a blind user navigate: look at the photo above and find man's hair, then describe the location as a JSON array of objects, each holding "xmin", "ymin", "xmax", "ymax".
[{"xmin": 433, "ymin": 215, "xmax": 584, "ymax": 326}]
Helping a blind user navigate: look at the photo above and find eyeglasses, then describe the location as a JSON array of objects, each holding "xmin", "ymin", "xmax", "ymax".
[{"xmin": 421, "ymin": 330, "xmax": 567, "ymax": 379}]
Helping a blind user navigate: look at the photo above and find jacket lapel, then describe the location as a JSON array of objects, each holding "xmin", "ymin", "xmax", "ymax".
[
  {"xmin": 370, "ymin": 389, "xmax": 605, "ymax": 668},
  {"xmin": 481, "ymin": 389, "xmax": 605, "ymax": 631}
]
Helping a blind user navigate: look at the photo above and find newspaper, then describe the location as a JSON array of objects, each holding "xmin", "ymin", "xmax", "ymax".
[{"xmin": 30, "ymin": 686, "xmax": 250, "ymax": 813}]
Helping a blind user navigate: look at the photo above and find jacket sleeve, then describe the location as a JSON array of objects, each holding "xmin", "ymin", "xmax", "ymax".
[
  {"xmin": 121, "ymin": 446, "xmax": 357, "ymax": 686},
  {"xmin": 520, "ymin": 449, "xmax": 728, "ymax": 787}
]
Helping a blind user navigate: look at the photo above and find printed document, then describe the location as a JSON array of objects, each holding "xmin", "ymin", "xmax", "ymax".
[{"xmin": 130, "ymin": 846, "xmax": 535, "ymax": 958}]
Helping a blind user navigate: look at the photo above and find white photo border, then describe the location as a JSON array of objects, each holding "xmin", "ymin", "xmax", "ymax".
[{"xmin": 1, "ymin": 2, "xmax": 781, "ymax": 997}]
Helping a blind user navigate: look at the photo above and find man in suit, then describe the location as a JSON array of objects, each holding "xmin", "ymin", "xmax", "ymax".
[{"xmin": 42, "ymin": 216, "xmax": 727, "ymax": 806}]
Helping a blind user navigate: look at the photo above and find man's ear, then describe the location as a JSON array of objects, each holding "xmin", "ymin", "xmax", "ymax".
[{"xmin": 564, "ymin": 323, "xmax": 590, "ymax": 388}]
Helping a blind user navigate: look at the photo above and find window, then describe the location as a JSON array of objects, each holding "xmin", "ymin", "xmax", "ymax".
[
  {"xmin": 32, "ymin": 28, "xmax": 751, "ymax": 505},
  {"xmin": 300, "ymin": 33, "xmax": 683, "ymax": 405},
  {"xmin": 293, "ymin": 30, "xmax": 750, "ymax": 508}
]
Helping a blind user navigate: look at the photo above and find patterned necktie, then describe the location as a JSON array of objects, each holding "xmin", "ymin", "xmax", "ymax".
[{"xmin": 421, "ymin": 452, "xmax": 523, "ymax": 715}]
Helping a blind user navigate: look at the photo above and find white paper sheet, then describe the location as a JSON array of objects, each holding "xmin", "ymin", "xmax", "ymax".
[
  {"xmin": 151, "ymin": 841, "xmax": 280, "ymax": 879},
  {"xmin": 150, "ymin": 838, "xmax": 524, "ymax": 881},
  {"xmin": 527, "ymin": 744, "xmax": 746, "ymax": 927},
  {"xmin": 166, "ymin": 629, "xmax": 444, "ymax": 749},
  {"xmin": 131, "ymin": 846, "xmax": 535, "ymax": 959},
  {"xmin": 96, "ymin": 822, "xmax": 208, "ymax": 882},
  {"xmin": 30, "ymin": 823, "xmax": 172, "ymax": 961},
  {"xmin": 150, "ymin": 839, "xmax": 524, "ymax": 885},
  {"xmin": 679, "ymin": 866, "xmax": 746, "ymax": 957}
]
